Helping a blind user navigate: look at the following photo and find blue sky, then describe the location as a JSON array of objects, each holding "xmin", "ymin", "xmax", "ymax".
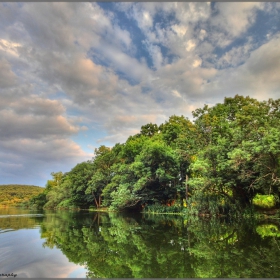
[{"xmin": 0, "ymin": 2, "xmax": 279, "ymax": 186}]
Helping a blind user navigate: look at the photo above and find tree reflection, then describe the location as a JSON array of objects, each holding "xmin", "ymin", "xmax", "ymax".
[{"xmin": 39, "ymin": 211, "xmax": 280, "ymax": 278}]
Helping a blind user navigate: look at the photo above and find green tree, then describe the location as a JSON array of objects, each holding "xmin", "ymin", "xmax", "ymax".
[
  {"xmin": 140, "ymin": 123, "xmax": 159, "ymax": 137},
  {"xmin": 66, "ymin": 161, "xmax": 95, "ymax": 208},
  {"xmin": 86, "ymin": 146, "xmax": 117, "ymax": 208},
  {"xmin": 189, "ymin": 95, "xmax": 280, "ymax": 214},
  {"xmin": 130, "ymin": 139, "xmax": 180, "ymax": 206}
]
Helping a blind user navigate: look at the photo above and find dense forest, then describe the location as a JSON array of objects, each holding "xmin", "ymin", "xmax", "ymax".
[
  {"xmin": 0, "ymin": 185, "xmax": 44, "ymax": 206},
  {"xmin": 28, "ymin": 95, "xmax": 280, "ymax": 216}
]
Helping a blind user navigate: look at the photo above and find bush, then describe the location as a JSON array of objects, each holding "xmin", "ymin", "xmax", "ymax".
[
  {"xmin": 57, "ymin": 199, "xmax": 75, "ymax": 209},
  {"xmin": 252, "ymin": 194, "xmax": 276, "ymax": 209},
  {"xmin": 256, "ymin": 224, "xmax": 280, "ymax": 238},
  {"xmin": 143, "ymin": 203, "xmax": 183, "ymax": 214}
]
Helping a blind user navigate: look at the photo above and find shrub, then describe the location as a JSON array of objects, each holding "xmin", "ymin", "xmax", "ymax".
[
  {"xmin": 143, "ymin": 203, "xmax": 183, "ymax": 214},
  {"xmin": 252, "ymin": 194, "xmax": 276, "ymax": 209},
  {"xmin": 256, "ymin": 224, "xmax": 280, "ymax": 238},
  {"xmin": 57, "ymin": 199, "xmax": 75, "ymax": 209}
]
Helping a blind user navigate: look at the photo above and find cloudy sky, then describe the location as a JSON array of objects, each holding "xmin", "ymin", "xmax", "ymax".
[{"xmin": 0, "ymin": 2, "xmax": 280, "ymax": 187}]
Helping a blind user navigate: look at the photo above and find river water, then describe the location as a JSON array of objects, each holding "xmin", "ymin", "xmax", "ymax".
[{"xmin": 0, "ymin": 207, "xmax": 280, "ymax": 278}]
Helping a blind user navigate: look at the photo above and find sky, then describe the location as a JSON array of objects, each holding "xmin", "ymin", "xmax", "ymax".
[{"xmin": 0, "ymin": 2, "xmax": 280, "ymax": 187}]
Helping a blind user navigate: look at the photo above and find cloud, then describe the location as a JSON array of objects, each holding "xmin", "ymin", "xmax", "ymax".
[
  {"xmin": 0, "ymin": 94, "xmax": 80, "ymax": 140},
  {"xmin": 172, "ymin": 90, "xmax": 182, "ymax": 98},
  {"xmin": 0, "ymin": 136, "xmax": 93, "ymax": 185},
  {"xmin": 97, "ymin": 130, "xmax": 139, "ymax": 145},
  {"xmin": 133, "ymin": 7, "xmax": 153, "ymax": 30},
  {"xmin": 0, "ymin": 2, "xmax": 279, "ymax": 186},
  {"xmin": 209, "ymin": 3, "xmax": 264, "ymax": 46},
  {"xmin": 199, "ymin": 34, "xmax": 280, "ymax": 101},
  {"xmin": 172, "ymin": 2, "xmax": 211, "ymax": 24},
  {"xmin": 0, "ymin": 39, "xmax": 21, "ymax": 57},
  {"xmin": 0, "ymin": 58, "xmax": 18, "ymax": 88},
  {"xmin": 10, "ymin": 96, "xmax": 65, "ymax": 116},
  {"xmin": 171, "ymin": 24, "xmax": 188, "ymax": 38},
  {"xmin": 235, "ymin": 34, "xmax": 280, "ymax": 98},
  {"xmin": 94, "ymin": 43, "xmax": 151, "ymax": 83},
  {"xmin": 0, "ymin": 111, "xmax": 79, "ymax": 140},
  {"xmin": 144, "ymin": 43, "xmax": 163, "ymax": 69},
  {"xmin": 0, "ymin": 55, "xmax": 93, "ymax": 184},
  {"xmin": 216, "ymin": 38, "xmax": 254, "ymax": 68},
  {"xmin": 0, "ymin": 138, "xmax": 90, "ymax": 162},
  {"xmin": 212, "ymin": 2, "xmax": 263, "ymax": 37},
  {"xmin": 118, "ymin": 3, "xmax": 156, "ymax": 31}
]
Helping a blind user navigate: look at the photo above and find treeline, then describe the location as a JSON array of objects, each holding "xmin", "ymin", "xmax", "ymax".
[
  {"xmin": 0, "ymin": 185, "xmax": 44, "ymax": 206},
  {"xmin": 29, "ymin": 95, "xmax": 280, "ymax": 215}
]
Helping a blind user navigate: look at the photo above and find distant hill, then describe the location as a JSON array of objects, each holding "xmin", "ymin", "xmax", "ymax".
[{"xmin": 0, "ymin": 185, "xmax": 44, "ymax": 206}]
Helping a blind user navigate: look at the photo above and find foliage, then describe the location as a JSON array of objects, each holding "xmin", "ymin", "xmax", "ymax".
[
  {"xmin": 38, "ymin": 210, "xmax": 280, "ymax": 278},
  {"xmin": 143, "ymin": 203, "xmax": 183, "ymax": 214},
  {"xmin": 188, "ymin": 95, "xmax": 280, "ymax": 215},
  {"xmin": 252, "ymin": 194, "xmax": 276, "ymax": 209},
  {"xmin": 256, "ymin": 224, "xmax": 280, "ymax": 238},
  {"xmin": 0, "ymin": 185, "xmax": 44, "ymax": 206},
  {"xmin": 25, "ymin": 95, "xmax": 280, "ymax": 215}
]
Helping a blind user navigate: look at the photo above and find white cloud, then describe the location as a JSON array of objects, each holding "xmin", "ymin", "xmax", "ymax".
[
  {"xmin": 113, "ymin": 26, "xmax": 132, "ymax": 49},
  {"xmin": 216, "ymin": 38, "xmax": 254, "ymax": 68},
  {"xmin": 172, "ymin": 90, "xmax": 182, "ymax": 98},
  {"xmin": 186, "ymin": 40, "xmax": 196, "ymax": 52},
  {"xmin": 192, "ymin": 59, "xmax": 202, "ymax": 68},
  {"xmin": 0, "ymin": 39, "xmax": 21, "ymax": 57},
  {"xmin": 224, "ymin": 3, "xmax": 262, "ymax": 33},
  {"xmin": 210, "ymin": 3, "xmax": 264, "ymax": 46},
  {"xmin": 146, "ymin": 43, "xmax": 163, "ymax": 69},
  {"xmin": 198, "ymin": 29, "xmax": 207, "ymax": 41},
  {"xmin": 172, "ymin": 3, "xmax": 211, "ymax": 24},
  {"xmin": 171, "ymin": 24, "xmax": 188, "ymax": 38},
  {"xmin": 199, "ymin": 34, "xmax": 280, "ymax": 101},
  {"xmin": 127, "ymin": 3, "xmax": 155, "ymax": 31}
]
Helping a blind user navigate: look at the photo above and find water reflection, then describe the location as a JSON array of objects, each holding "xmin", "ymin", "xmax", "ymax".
[
  {"xmin": 1, "ymin": 207, "xmax": 280, "ymax": 278},
  {"xmin": 0, "ymin": 208, "xmax": 87, "ymax": 278},
  {"xmin": 0, "ymin": 207, "xmax": 43, "ymax": 232},
  {"xmin": 40, "ymin": 211, "xmax": 280, "ymax": 278}
]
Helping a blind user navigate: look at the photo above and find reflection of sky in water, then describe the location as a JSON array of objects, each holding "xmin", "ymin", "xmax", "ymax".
[
  {"xmin": 0, "ymin": 229, "xmax": 87, "ymax": 278},
  {"xmin": 0, "ymin": 214, "xmax": 44, "ymax": 218}
]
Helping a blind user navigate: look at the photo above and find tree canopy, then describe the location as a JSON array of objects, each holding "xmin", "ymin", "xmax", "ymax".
[{"xmin": 27, "ymin": 95, "xmax": 280, "ymax": 215}]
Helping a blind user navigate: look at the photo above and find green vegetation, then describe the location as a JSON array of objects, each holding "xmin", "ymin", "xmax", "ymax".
[
  {"xmin": 253, "ymin": 194, "xmax": 276, "ymax": 209},
  {"xmin": 256, "ymin": 224, "xmax": 280, "ymax": 238},
  {"xmin": 0, "ymin": 185, "xmax": 44, "ymax": 206},
  {"xmin": 143, "ymin": 202, "xmax": 184, "ymax": 214},
  {"xmin": 38, "ymin": 211, "xmax": 280, "ymax": 278},
  {"xmin": 27, "ymin": 95, "xmax": 280, "ymax": 215}
]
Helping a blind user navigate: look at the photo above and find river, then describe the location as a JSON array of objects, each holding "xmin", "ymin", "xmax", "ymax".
[{"xmin": 0, "ymin": 207, "xmax": 280, "ymax": 278}]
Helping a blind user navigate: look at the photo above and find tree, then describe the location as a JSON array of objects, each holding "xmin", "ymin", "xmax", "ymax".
[
  {"xmin": 140, "ymin": 123, "xmax": 159, "ymax": 137},
  {"xmin": 66, "ymin": 161, "xmax": 95, "ymax": 208},
  {"xmin": 159, "ymin": 115, "xmax": 194, "ymax": 146},
  {"xmin": 189, "ymin": 95, "xmax": 280, "ymax": 214},
  {"xmin": 130, "ymin": 139, "xmax": 180, "ymax": 205},
  {"xmin": 86, "ymin": 146, "xmax": 117, "ymax": 208}
]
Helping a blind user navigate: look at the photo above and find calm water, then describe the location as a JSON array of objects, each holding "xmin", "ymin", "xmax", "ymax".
[{"xmin": 0, "ymin": 207, "xmax": 280, "ymax": 278}]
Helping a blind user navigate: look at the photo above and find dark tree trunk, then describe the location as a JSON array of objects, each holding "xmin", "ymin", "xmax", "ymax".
[{"xmin": 92, "ymin": 192, "xmax": 99, "ymax": 208}]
